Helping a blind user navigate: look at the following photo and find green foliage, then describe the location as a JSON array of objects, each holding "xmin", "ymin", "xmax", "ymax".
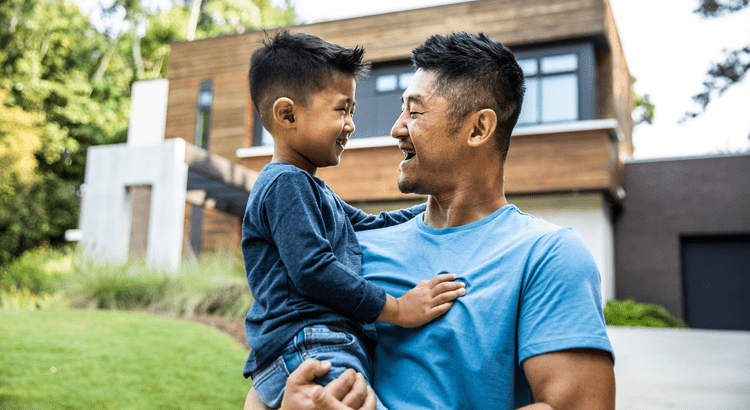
[
  {"xmin": 192, "ymin": 0, "xmax": 295, "ymax": 39},
  {"xmin": 0, "ymin": 246, "xmax": 253, "ymax": 320},
  {"xmin": 631, "ymin": 76, "xmax": 655, "ymax": 126},
  {"xmin": 0, "ymin": 309, "xmax": 249, "ymax": 409},
  {"xmin": 694, "ymin": 0, "xmax": 749, "ymax": 17},
  {"xmin": 55, "ymin": 248, "xmax": 253, "ymax": 319},
  {"xmin": 604, "ymin": 299, "xmax": 688, "ymax": 328},
  {"xmin": 0, "ymin": 173, "xmax": 80, "ymax": 266},
  {"xmin": 0, "ymin": 245, "xmax": 72, "ymax": 309},
  {"xmin": 67, "ymin": 260, "xmax": 170, "ymax": 310},
  {"xmin": 0, "ymin": 0, "xmax": 130, "ymax": 265},
  {"xmin": 0, "ymin": 245, "xmax": 70, "ymax": 294},
  {"xmin": 0, "ymin": 0, "xmax": 295, "ymax": 268}
]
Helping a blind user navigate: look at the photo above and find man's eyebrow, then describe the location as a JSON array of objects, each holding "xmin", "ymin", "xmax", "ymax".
[{"xmin": 401, "ymin": 94, "xmax": 425, "ymax": 104}]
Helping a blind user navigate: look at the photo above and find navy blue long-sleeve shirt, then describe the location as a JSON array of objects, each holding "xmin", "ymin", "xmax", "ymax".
[{"xmin": 242, "ymin": 163, "xmax": 425, "ymax": 377}]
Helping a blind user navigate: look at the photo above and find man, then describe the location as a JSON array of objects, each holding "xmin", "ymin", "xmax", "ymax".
[{"xmin": 246, "ymin": 32, "xmax": 615, "ymax": 410}]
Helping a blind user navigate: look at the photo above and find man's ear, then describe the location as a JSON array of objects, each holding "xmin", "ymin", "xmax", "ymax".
[
  {"xmin": 466, "ymin": 108, "xmax": 498, "ymax": 148},
  {"xmin": 272, "ymin": 97, "xmax": 297, "ymax": 129}
]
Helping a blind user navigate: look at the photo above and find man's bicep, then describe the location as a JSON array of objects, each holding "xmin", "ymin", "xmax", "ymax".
[{"xmin": 521, "ymin": 348, "xmax": 615, "ymax": 410}]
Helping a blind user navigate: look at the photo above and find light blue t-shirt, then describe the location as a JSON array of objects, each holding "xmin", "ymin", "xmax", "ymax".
[{"xmin": 358, "ymin": 205, "xmax": 613, "ymax": 410}]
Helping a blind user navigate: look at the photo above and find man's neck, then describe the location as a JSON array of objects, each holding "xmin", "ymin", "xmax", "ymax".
[{"xmin": 422, "ymin": 179, "xmax": 508, "ymax": 229}]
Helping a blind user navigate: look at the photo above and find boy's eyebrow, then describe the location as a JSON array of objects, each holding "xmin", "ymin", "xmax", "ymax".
[{"xmin": 339, "ymin": 97, "xmax": 356, "ymax": 108}]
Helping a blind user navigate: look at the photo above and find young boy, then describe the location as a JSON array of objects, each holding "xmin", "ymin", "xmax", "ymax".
[{"xmin": 242, "ymin": 30, "xmax": 466, "ymax": 409}]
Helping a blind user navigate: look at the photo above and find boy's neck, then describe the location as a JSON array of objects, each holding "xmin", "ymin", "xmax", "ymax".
[{"xmin": 271, "ymin": 147, "xmax": 318, "ymax": 176}]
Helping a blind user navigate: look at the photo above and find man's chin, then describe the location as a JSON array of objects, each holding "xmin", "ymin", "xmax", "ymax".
[{"xmin": 397, "ymin": 178, "xmax": 421, "ymax": 195}]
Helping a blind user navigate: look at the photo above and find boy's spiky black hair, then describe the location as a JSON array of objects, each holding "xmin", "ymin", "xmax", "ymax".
[{"xmin": 249, "ymin": 29, "xmax": 370, "ymax": 128}]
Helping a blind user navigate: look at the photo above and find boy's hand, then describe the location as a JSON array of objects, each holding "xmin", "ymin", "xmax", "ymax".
[{"xmin": 377, "ymin": 273, "xmax": 466, "ymax": 328}]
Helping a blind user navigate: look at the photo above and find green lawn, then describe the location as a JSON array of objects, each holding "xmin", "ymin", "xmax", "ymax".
[{"xmin": 0, "ymin": 309, "xmax": 250, "ymax": 409}]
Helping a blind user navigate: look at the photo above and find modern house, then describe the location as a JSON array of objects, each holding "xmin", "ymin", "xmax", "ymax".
[
  {"xmin": 164, "ymin": 0, "xmax": 633, "ymax": 303},
  {"xmin": 77, "ymin": 0, "xmax": 747, "ymax": 329}
]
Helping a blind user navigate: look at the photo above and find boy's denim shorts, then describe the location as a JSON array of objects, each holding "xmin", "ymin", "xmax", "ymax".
[{"xmin": 251, "ymin": 323, "xmax": 387, "ymax": 410}]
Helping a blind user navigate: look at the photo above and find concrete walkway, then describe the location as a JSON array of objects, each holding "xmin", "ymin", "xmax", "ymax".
[{"xmin": 607, "ymin": 326, "xmax": 750, "ymax": 409}]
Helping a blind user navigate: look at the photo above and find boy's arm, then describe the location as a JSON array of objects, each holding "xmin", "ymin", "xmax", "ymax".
[
  {"xmin": 263, "ymin": 173, "xmax": 386, "ymax": 323},
  {"xmin": 340, "ymin": 199, "xmax": 426, "ymax": 231}
]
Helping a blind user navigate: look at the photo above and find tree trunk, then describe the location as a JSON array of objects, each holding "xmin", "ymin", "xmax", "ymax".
[
  {"xmin": 130, "ymin": 15, "xmax": 144, "ymax": 79},
  {"xmin": 186, "ymin": 0, "xmax": 202, "ymax": 41}
]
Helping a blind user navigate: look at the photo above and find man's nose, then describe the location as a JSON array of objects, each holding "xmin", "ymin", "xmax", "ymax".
[{"xmin": 391, "ymin": 112, "xmax": 408, "ymax": 139}]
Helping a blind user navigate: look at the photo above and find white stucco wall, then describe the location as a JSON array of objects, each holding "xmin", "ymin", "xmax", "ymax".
[
  {"xmin": 79, "ymin": 139, "xmax": 187, "ymax": 273},
  {"xmin": 508, "ymin": 192, "xmax": 615, "ymax": 302}
]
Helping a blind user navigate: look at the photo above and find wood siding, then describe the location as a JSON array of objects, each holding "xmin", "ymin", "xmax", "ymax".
[{"xmin": 240, "ymin": 128, "xmax": 622, "ymax": 201}]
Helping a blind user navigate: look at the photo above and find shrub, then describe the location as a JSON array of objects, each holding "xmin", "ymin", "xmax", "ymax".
[
  {"xmin": 64, "ymin": 249, "xmax": 252, "ymax": 318},
  {"xmin": 604, "ymin": 299, "xmax": 688, "ymax": 328},
  {"xmin": 0, "ymin": 245, "xmax": 73, "ymax": 294}
]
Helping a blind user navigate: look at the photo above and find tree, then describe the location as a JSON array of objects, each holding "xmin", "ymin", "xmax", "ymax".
[
  {"xmin": 632, "ymin": 76, "xmax": 655, "ymax": 125},
  {"xmin": 682, "ymin": 0, "xmax": 750, "ymax": 122},
  {"xmin": 0, "ymin": 0, "xmax": 295, "ymax": 267},
  {"xmin": 0, "ymin": 0, "xmax": 130, "ymax": 266}
]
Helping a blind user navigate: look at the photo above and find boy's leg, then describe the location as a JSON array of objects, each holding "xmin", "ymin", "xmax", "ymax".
[{"xmin": 251, "ymin": 324, "xmax": 387, "ymax": 410}]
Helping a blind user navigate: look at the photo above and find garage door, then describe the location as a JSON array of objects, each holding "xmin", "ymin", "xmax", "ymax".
[{"xmin": 682, "ymin": 235, "xmax": 750, "ymax": 331}]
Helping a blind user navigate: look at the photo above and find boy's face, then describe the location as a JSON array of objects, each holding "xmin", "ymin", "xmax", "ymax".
[{"xmin": 289, "ymin": 73, "xmax": 356, "ymax": 174}]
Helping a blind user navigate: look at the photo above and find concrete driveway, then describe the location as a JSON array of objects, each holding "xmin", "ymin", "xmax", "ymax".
[{"xmin": 607, "ymin": 326, "xmax": 750, "ymax": 409}]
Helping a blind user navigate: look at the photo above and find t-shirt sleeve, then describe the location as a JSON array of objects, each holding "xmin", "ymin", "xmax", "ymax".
[
  {"xmin": 260, "ymin": 172, "xmax": 386, "ymax": 323},
  {"xmin": 516, "ymin": 228, "xmax": 613, "ymax": 365},
  {"xmin": 340, "ymin": 199, "xmax": 426, "ymax": 231}
]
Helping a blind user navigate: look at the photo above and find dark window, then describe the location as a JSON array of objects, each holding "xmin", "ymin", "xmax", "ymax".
[
  {"xmin": 513, "ymin": 43, "xmax": 596, "ymax": 126},
  {"xmin": 252, "ymin": 110, "xmax": 273, "ymax": 146},
  {"xmin": 352, "ymin": 61, "xmax": 414, "ymax": 139},
  {"xmin": 195, "ymin": 80, "xmax": 213, "ymax": 149}
]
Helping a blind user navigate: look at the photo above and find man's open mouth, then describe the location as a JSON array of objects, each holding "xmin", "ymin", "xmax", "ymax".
[{"xmin": 403, "ymin": 149, "xmax": 416, "ymax": 161}]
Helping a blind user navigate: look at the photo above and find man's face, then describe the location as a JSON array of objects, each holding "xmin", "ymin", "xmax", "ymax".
[{"xmin": 391, "ymin": 69, "xmax": 463, "ymax": 195}]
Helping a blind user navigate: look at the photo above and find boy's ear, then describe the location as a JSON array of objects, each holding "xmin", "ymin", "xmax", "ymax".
[
  {"xmin": 272, "ymin": 97, "xmax": 297, "ymax": 129},
  {"xmin": 466, "ymin": 108, "xmax": 498, "ymax": 148}
]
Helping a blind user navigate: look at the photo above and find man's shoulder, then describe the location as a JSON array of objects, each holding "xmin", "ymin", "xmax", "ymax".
[{"xmin": 493, "ymin": 205, "xmax": 567, "ymax": 238}]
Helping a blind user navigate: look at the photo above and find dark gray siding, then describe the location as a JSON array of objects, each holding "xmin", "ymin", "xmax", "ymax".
[{"xmin": 614, "ymin": 154, "xmax": 750, "ymax": 319}]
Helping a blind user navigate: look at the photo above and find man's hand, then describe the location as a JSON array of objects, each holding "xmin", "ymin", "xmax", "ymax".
[
  {"xmin": 378, "ymin": 272, "xmax": 466, "ymax": 328},
  {"xmin": 244, "ymin": 359, "xmax": 376, "ymax": 410}
]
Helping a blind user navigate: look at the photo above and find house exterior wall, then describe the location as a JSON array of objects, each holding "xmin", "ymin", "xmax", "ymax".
[{"xmin": 614, "ymin": 154, "xmax": 750, "ymax": 319}]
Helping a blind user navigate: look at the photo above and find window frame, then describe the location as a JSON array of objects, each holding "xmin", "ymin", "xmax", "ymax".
[{"xmin": 512, "ymin": 42, "xmax": 596, "ymax": 126}]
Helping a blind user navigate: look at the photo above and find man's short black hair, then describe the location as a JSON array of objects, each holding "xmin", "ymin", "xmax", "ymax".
[
  {"xmin": 249, "ymin": 29, "xmax": 370, "ymax": 129},
  {"xmin": 411, "ymin": 32, "xmax": 525, "ymax": 161}
]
